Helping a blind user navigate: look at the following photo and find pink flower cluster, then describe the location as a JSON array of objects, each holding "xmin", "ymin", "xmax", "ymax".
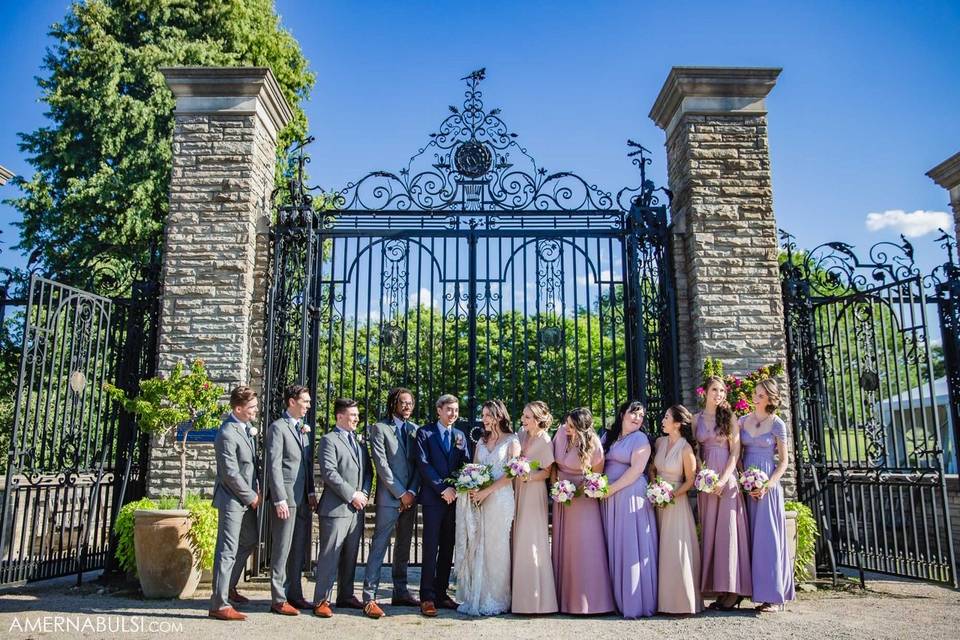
[
  {"xmin": 550, "ymin": 480, "xmax": 577, "ymax": 505},
  {"xmin": 695, "ymin": 468, "xmax": 720, "ymax": 493},
  {"xmin": 646, "ymin": 476, "xmax": 674, "ymax": 508},
  {"xmin": 503, "ymin": 456, "xmax": 541, "ymax": 478},
  {"xmin": 739, "ymin": 466, "xmax": 769, "ymax": 493}
]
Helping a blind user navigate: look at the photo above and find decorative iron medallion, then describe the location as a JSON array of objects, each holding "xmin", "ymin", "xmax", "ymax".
[{"xmin": 454, "ymin": 140, "xmax": 492, "ymax": 178}]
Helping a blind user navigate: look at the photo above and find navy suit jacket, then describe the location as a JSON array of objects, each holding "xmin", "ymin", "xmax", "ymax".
[{"xmin": 415, "ymin": 421, "xmax": 471, "ymax": 507}]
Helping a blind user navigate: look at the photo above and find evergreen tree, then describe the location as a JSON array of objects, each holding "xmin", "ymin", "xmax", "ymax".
[{"xmin": 6, "ymin": 0, "xmax": 314, "ymax": 291}]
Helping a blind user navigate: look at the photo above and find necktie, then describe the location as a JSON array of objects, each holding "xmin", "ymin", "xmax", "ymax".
[
  {"xmin": 442, "ymin": 428, "xmax": 450, "ymax": 453},
  {"xmin": 348, "ymin": 432, "xmax": 360, "ymax": 460},
  {"xmin": 396, "ymin": 423, "xmax": 405, "ymax": 452}
]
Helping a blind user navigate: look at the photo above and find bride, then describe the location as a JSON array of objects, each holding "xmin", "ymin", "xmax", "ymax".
[{"xmin": 455, "ymin": 399, "xmax": 520, "ymax": 616}]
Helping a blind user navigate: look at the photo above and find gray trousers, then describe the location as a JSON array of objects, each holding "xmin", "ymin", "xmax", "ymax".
[
  {"xmin": 209, "ymin": 506, "xmax": 258, "ymax": 611},
  {"xmin": 362, "ymin": 503, "xmax": 417, "ymax": 601},
  {"xmin": 312, "ymin": 512, "xmax": 363, "ymax": 604},
  {"xmin": 269, "ymin": 502, "xmax": 311, "ymax": 604}
]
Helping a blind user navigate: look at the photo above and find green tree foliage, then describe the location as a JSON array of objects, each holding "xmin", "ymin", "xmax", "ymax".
[{"xmin": 6, "ymin": 0, "xmax": 314, "ymax": 289}]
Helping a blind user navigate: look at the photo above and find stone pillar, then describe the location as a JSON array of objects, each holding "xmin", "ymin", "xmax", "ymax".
[
  {"xmin": 926, "ymin": 151, "xmax": 960, "ymax": 241},
  {"xmin": 148, "ymin": 67, "xmax": 292, "ymax": 498},
  {"xmin": 649, "ymin": 67, "xmax": 794, "ymax": 493}
]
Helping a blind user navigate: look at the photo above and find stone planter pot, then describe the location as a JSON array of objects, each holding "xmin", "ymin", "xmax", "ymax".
[
  {"xmin": 785, "ymin": 509, "xmax": 798, "ymax": 573},
  {"xmin": 134, "ymin": 509, "xmax": 201, "ymax": 599}
]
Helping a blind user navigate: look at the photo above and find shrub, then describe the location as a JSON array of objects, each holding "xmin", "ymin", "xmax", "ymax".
[
  {"xmin": 786, "ymin": 500, "xmax": 819, "ymax": 581},
  {"xmin": 114, "ymin": 495, "xmax": 218, "ymax": 575}
]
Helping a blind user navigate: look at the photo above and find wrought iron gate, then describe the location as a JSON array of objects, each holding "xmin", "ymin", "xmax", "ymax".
[
  {"xmin": 260, "ymin": 70, "xmax": 679, "ymax": 569},
  {"xmin": 781, "ymin": 230, "xmax": 959, "ymax": 586},
  {"xmin": 0, "ymin": 275, "xmax": 158, "ymax": 585}
]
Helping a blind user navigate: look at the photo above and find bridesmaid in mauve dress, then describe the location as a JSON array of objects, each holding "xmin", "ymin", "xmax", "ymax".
[
  {"xmin": 511, "ymin": 401, "xmax": 558, "ymax": 615},
  {"xmin": 602, "ymin": 400, "xmax": 658, "ymax": 618},
  {"xmin": 651, "ymin": 405, "xmax": 703, "ymax": 615},
  {"xmin": 741, "ymin": 379, "xmax": 795, "ymax": 612},
  {"xmin": 551, "ymin": 407, "xmax": 615, "ymax": 615},
  {"xmin": 696, "ymin": 376, "xmax": 751, "ymax": 609}
]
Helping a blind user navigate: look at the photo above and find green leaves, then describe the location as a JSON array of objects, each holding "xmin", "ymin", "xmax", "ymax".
[{"xmin": 785, "ymin": 500, "xmax": 819, "ymax": 582}]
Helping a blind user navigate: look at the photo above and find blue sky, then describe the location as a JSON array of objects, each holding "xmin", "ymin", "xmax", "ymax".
[{"xmin": 1, "ymin": 0, "xmax": 959, "ymax": 274}]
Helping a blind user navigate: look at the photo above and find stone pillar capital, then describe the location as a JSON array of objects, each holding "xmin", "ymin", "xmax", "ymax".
[
  {"xmin": 649, "ymin": 66, "xmax": 781, "ymax": 136},
  {"xmin": 926, "ymin": 151, "xmax": 960, "ymax": 240},
  {"xmin": 0, "ymin": 164, "xmax": 13, "ymax": 186},
  {"xmin": 160, "ymin": 66, "xmax": 293, "ymax": 141}
]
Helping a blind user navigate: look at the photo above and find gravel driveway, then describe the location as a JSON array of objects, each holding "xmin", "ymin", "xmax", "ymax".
[{"xmin": 1, "ymin": 569, "xmax": 957, "ymax": 640}]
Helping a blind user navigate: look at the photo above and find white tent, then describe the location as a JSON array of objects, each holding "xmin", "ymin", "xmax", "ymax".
[{"xmin": 877, "ymin": 377, "xmax": 957, "ymax": 474}]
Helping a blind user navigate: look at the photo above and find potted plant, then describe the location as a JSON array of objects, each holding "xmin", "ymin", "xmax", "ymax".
[{"xmin": 105, "ymin": 359, "xmax": 224, "ymax": 598}]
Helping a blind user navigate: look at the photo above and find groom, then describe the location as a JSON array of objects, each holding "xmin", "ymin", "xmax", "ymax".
[{"xmin": 415, "ymin": 394, "xmax": 470, "ymax": 617}]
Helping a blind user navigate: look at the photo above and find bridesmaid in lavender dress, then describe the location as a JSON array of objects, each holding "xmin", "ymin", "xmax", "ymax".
[
  {"xmin": 740, "ymin": 379, "xmax": 795, "ymax": 612},
  {"xmin": 602, "ymin": 400, "xmax": 658, "ymax": 618},
  {"xmin": 695, "ymin": 376, "xmax": 751, "ymax": 610},
  {"xmin": 651, "ymin": 405, "xmax": 703, "ymax": 615},
  {"xmin": 551, "ymin": 407, "xmax": 615, "ymax": 615}
]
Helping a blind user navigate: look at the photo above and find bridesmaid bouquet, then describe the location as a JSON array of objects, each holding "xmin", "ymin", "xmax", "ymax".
[
  {"xmin": 695, "ymin": 468, "xmax": 721, "ymax": 494},
  {"xmin": 739, "ymin": 466, "xmax": 769, "ymax": 494},
  {"xmin": 646, "ymin": 476, "xmax": 675, "ymax": 508},
  {"xmin": 581, "ymin": 472, "xmax": 609, "ymax": 498},
  {"xmin": 550, "ymin": 480, "xmax": 577, "ymax": 506},
  {"xmin": 451, "ymin": 463, "xmax": 493, "ymax": 492},
  {"xmin": 503, "ymin": 455, "xmax": 541, "ymax": 479}
]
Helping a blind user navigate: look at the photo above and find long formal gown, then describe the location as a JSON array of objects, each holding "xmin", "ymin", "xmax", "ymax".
[
  {"xmin": 511, "ymin": 430, "xmax": 558, "ymax": 614},
  {"xmin": 696, "ymin": 413, "xmax": 752, "ymax": 597},
  {"xmin": 602, "ymin": 430, "xmax": 658, "ymax": 618},
  {"xmin": 654, "ymin": 436, "xmax": 703, "ymax": 614},
  {"xmin": 552, "ymin": 430, "xmax": 615, "ymax": 614},
  {"xmin": 455, "ymin": 434, "xmax": 517, "ymax": 616},
  {"xmin": 741, "ymin": 416, "xmax": 796, "ymax": 606}
]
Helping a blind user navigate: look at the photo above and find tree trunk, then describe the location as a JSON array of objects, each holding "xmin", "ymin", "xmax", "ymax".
[{"xmin": 178, "ymin": 427, "xmax": 190, "ymax": 509}]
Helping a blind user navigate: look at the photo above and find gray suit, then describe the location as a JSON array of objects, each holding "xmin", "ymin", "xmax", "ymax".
[
  {"xmin": 210, "ymin": 416, "xmax": 259, "ymax": 611},
  {"xmin": 265, "ymin": 413, "xmax": 315, "ymax": 605},
  {"xmin": 362, "ymin": 417, "xmax": 420, "ymax": 602},
  {"xmin": 313, "ymin": 427, "xmax": 373, "ymax": 604}
]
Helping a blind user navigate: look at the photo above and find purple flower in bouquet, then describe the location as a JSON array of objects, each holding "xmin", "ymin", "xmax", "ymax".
[
  {"xmin": 503, "ymin": 455, "xmax": 541, "ymax": 479},
  {"xmin": 550, "ymin": 479, "xmax": 577, "ymax": 506},
  {"xmin": 646, "ymin": 476, "xmax": 675, "ymax": 508},
  {"xmin": 581, "ymin": 472, "xmax": 609, "ymax": 498},
  {"xmin": 739, "ymin": 466, "xmax": 769, "ymax": 494},
  {"xmin": 695, "ymin": 468, "xmax": 720, "ymax": 494}
]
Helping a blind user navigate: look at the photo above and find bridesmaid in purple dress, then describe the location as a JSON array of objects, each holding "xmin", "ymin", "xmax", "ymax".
[
  {"xmin": 551, "ymin": 407, "xmax": 615, "ymax": 615},
  {"xmin": 602, "ymin": 400, "xmax": 658, "ymax": 618},
  {"xmin": 740, "ymin": 379, "xmax": 795, "ymax": 612},
  {"xmin": 696, "ymin": 376, "xmax": 751, "ymax": 610}
]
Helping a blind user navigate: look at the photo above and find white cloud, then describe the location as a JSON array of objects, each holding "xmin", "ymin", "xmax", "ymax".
[
  {"xmin": 864, "ymin": 209, "xmax": 952, "ymax": 238},
  {"xmin": 408, "ymin": 287, "xmax": 438, "ymax": 309}
]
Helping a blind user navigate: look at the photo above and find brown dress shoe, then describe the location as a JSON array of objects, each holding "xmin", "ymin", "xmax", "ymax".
[
  {"xmin": 420, "ymin": 601, "xmax": 438, "ymax": 617},
  {"xmin": 437, "ymin": 595, "xmax": 458, "ymax": 610},
  {"xmin": 289, "ymin": 598, "xmax": 315, "ymax": 610},
  {"xmin": 335, "ymin": 595, "xmax": 364, "ymax": 609},
  {"xmin": 228, "ymin": 589, "xmax": 250, "ymax": 605},
  {"xmin": 391, "ymin": 594, "xmax": 421, "ymax": 607},
  {"xmin": 208, "ymin": 606, "xmax": 247, "ymax": 621},
  {"xmin": 271, "ymin": 602, "xmax": 299, "ymax": 616},
  {"xmin": 313, "ymin": 600, "xmax": 334, "ymax": 618},
  {"xmin": 363, "ymin": 601, "xmax": 385, "ymax": 619}
]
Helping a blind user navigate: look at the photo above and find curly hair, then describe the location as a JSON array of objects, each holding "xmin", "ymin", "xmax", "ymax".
[
  {"xmin": 564, "ymin": 407, "xmax": 598, "ymax": 472},
  {"xmin": 523, "ymin": 400, "xmax": 553, "ymax": 432}
]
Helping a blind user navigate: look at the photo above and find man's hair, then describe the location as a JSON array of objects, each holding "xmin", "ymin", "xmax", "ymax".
[
  {"xmin": 435, "ymin": 393, "xmax": 459, "ymax": 409},
  {"xmin": 334, "ymin": 397, "xmax": 359, "ymax": 416},
  {"xmin": 284, "ymin": 384, "xmax": 310, "ymax": 407},
  {"xmin": 386, "ymin": 387, "xmax": 415, "ymax": 418},
  {"xmin": 229, "ymin": 385, "xmax": 257, "ymax": 409}
]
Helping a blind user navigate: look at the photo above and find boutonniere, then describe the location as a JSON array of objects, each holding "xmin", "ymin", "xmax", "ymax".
[
  {"xmin": 299, "ymin": 423, "xmax": 311, "ymax": 434},
  {"xmin": 455, "ymin": 434, "xmax": 465, "ymax": 449},
  {"xmin": 246, "ymin": 425, "xmax": 258, "ymax": 438}
]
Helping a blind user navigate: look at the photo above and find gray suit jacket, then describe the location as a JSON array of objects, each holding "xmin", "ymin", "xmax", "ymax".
[
  {"xmin": 213, "ymin": 416, "xmax": 259, "ymax": 511},
  {"xmin": 367, "ymin": 418, "xmax": 420, "ymax": 507},
  {"xmin": 317, "ymin": 428, "xmax": 373, "ymax": 518},
  {"xmin": 265, "ymin": 414, "xmax": 315, "ymax": 507}
]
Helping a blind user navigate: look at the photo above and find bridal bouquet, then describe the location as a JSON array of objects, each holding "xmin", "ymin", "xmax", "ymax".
[
  {"xmin": 695, "ymin": 468, "xmax": 720, "ymax": 494},
  {"xmin": 550, "ymin": 480, "xmax": 577, "ymax": 506},
  {"xmin": 451, "ymin": 463, "xmax": 493, "ymax": 492},
  {"xmin": 739, "ymin": 466, "xmax": 769, "ymax": 494},
  {"xmin": 581, "ymin": 472, "xmax": 609, "ymax": 498},
  {"xmin": 503, "ymin": 455, "xmax": 541, "ymax": 479},
  {"xmin": 646, "ymin": 476, "xmax": 675, "ymax": 508}
]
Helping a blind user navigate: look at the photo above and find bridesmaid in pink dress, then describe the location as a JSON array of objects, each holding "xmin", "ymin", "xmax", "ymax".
[
  {"xmin": 696, "ymin": 376, "xmax": 751, "ymax": 609},
  {"xmin": 551, "ymin": 407, "xmax": 615, "ymax": 615}
]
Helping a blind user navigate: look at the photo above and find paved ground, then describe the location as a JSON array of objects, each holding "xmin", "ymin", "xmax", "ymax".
[{"xmin": 1, "ymin": 569, "xmax": 958, "ymax": 639}]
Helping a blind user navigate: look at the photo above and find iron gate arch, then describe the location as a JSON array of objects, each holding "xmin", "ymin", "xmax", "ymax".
[
  {"xmin": 781, "ymin": 229, "xmax": 960, "ymax": 586},
  {"xmin": 260, "ymin": 70, "xmax": 680, "ymax": 569}
]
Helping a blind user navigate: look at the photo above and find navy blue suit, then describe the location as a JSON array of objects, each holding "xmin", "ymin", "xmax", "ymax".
[{"xmin": 415, "ymin": 421, "xmax": 470, "ymax": 602}]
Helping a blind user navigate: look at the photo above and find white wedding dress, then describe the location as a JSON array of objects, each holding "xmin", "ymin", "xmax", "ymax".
[{"xmin": 454, "ymin": 434, "xmax": 518, "ymax": 616}]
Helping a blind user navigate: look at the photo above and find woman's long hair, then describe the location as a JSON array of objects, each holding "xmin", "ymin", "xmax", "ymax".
[
  {"xmin": 565, "ymin": 407, "xmax": 597, "ymax": 472},
  {"xmin": 667, "ymin": 404, "xmax": 697, "ymax": 449},
  {"xmin": 604, "ymin": 400, "xmax": 646, "ymax": 454},
  {"xmin": 480, "ymin": 399, "xmax": 513, "ymax": 442},
  {"xmin": 703, "ymin": 376, "xmax": 734, "ymax": 439}
]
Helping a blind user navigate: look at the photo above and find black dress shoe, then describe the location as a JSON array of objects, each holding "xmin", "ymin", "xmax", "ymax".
[
  {"xmin": 335, "ymin": 595, "xmax": 365, "ymax": 609},
  {"xmin": 437, "ymin": 595, "xmax": 458, "ymax": 609},
  {"xmin": 391, "ymin": 593, "xmax": 421, "ymax": 607}
]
